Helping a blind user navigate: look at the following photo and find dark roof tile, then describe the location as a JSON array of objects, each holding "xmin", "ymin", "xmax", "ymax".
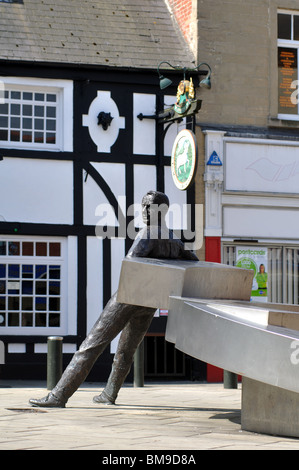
[{"xmin": 0, "ymin": 0, "xmax": 195, "ymax": 69}]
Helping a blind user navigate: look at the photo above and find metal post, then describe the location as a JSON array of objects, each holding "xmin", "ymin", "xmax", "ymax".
[
  {"xmin": 134, "ymin": 341, "xmax": 144, "ymax": 388},
  {"xmin": 47, "ymin": 336, "xmax": 63, "ymax": 390},
  {"xmin": 0, "ymin": 340, "xmax": 6, "ymax": 388},
  {"xmin": 223, "ymin": 370, "xmax": 238, "ymax": 389}
]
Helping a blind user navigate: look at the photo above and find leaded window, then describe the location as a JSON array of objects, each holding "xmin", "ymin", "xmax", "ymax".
[
  {"xmin": 0, "ymin": 239, "xmax": 65, "ymax": 332},
  {"xmin": 0, "ymin": 89, "xmax": 58, "ymax": 148}
]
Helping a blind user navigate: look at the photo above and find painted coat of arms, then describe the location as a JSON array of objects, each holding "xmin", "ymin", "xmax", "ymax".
[{"xmin": 171, "ymin": 129, "xmax": 197, "ymax": 190}]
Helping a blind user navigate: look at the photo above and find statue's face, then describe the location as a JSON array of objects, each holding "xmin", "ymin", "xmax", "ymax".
[
  {"xmin": 141, "ymin": 195, "xmax": 168, "ymax": 226},
  {"xmin": 142, "ymin": 197, "xmax": 155, "ymax": 225}
]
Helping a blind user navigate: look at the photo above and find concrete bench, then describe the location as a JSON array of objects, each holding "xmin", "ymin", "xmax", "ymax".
[{"xmin": 118, "ymin": 257, "xmax": 299, "ymax": 438}]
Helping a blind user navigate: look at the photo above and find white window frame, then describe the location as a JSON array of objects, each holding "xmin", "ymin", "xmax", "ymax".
[
  {"xmin": 0, "ymin": 77, "xmax": 73, "ymax": 151},
  {"xmin": 0, "ymin": 235, "xmax": 68, "ymax": 336},
  {"xmin": 277, "ymin": 9, "xmax": 299, "ymax": 121}
]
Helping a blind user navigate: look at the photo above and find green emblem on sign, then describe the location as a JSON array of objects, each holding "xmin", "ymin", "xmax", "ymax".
[{"xmin": 171, "ymin": 129, "xmax": 197, "ymax": 190}]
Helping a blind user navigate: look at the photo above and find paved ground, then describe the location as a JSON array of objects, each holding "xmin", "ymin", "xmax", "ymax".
[{"xmin": 0, "ymin": 381, "xmax": 299, "ymax": 451}]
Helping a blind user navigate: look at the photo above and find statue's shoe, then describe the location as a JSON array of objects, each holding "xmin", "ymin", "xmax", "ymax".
[
  {"xmin": 29, "ymin": 392, "xmax": 66, "ymax": 408},
  {"xmin": 93, "ymin": 390, "xmax": 115, "ymax": 405}
]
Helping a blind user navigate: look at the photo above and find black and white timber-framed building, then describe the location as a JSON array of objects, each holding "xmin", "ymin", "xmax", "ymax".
[{"xmin": 0, "ymin": 0, "xmax": 202, "ymax": 381}]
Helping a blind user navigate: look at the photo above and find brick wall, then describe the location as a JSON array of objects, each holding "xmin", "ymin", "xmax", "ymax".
[
  {"xmin": 166, "ymin": 0, "xmax": 198, "ymax": 58},
  {"xmin": 167, "ymin": 0, "xmax": 193, "ymax": 43}
]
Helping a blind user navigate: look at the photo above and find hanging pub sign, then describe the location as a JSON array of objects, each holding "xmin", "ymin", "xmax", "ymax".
[{"xmin": 171, "ymin": 129, "xmax": 197, "ymax": 190}]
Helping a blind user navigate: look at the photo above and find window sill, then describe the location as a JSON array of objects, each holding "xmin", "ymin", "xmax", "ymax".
[
  {"xmin": 0, "ymin": 141, "xmax": 61, "ymax": 152},
  {"xmin": 268, "ymin": 116, "xmax": 299, "ymax": 128}
]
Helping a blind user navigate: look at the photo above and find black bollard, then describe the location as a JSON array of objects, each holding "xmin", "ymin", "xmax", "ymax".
[
  {"xmin": 0, "ymin": 340, "xmax": 6, "ymax": 388},
  {"xmin": 134, "ymin": 341, "xmax": 144, "ymax": 388},
  {"xmin": 47, "ymin": 336, "xmax": 63, "ymax": 390},
  {"xmin": 223, "ymin": 370, "xmax": 238, "ymax": 389},
  {"xmin": 0, "ymin": 340, "xmax": 4, "ymax": 366}
]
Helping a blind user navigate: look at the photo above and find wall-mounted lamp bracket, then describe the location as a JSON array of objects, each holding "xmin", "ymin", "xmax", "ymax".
[
  {"xmin": 137, "ymin": 99, "xmax": 201, "ymax": 125},
  {"xmin": 137, "ymin": 108, "xmax": 174, "ymax": 123}
]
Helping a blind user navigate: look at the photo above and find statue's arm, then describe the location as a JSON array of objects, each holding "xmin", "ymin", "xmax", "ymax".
[
  {"xmin": 126, "ymin": 237, "xmax": 153, "ymax": 258},
  {"xmin": 175, "ymin": 240, "xmax": 199, "ymax": 261},
  {"xmin": 181, "ymin": 247, "xmax": 199, "ymax": 261}
]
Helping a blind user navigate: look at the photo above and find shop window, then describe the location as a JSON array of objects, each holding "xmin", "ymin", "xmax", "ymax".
[
  {"xmin": 0, "ymin": 239, "xmax": 65, "ymax": 332},
  {"xmin": 277, "ymin": 10, "xmax": 299, "ymax": 119}
]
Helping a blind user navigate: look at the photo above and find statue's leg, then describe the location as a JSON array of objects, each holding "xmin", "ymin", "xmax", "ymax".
[
  {"xmin": 94, "ymin": 307, "xmax": 155, "ymax": 404},
  {"xmin": 29, "ymin": 293, "xmax": 134, "ymax": 407}
]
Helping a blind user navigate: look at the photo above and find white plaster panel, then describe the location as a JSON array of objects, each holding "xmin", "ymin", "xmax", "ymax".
[
  {"xmin": 164, "ymin": 166, "xmax": 187, "ymax": 230},
  {"xmin": 110, "ymin": 238, "xmax": 125, "ymax": 354},
  {"xmin": 225, "ymin": 141, "xmax": 299, "ymax": 194},
  {"xmin": 67, "ymin": 236, "xmax": 77, "ymax": 336},
  {"xmin": 111, "ymin": 237, "xmax": 125, "ymax": 293},
  {"xmin": 34, "ymin": 343, "xmax": 77, "ymax": 354},
  {"xmin": 62, "ymin": 344, "xmax": 77, "ymax": 354},
  {"xmin": 223, "ymin": 206, "xmax": 299, "ymax": 239},
  {"xmin": 91, "ymin": 162, "xmax": 126, "ymax": 203},
  {"xmin": 0, "ymin": 157, "xmax": 73, "ymax": 224},
  {"xmin": 86, "ymin": 236, "xmax": 103, "ymax": 332},
  {"xmin": 133, "ymin": 93, "xmax": 156, "ymax": 155},
  {"xmin": 83, "ymin": 162, "xmax": 125, "ymax": 227},
  {"xmin": 8, "ymin": 343, "xmax": 26, "ymax": 353},
  {"xmin": 133, "ymin": 164, "xmax": 157, "ymax": 227},
  {"xmin": 34, "ymin": 344, "xmax": 47, "ymax": 353},
  {"xmin": 87, "ymin": 237, "xmax": 125, "ymax": 350}
]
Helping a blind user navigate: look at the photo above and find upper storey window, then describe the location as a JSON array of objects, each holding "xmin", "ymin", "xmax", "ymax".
[
  {"xmin": 278, "ymin": 11, "xmax": 299, "ymax": 40},
  {"xmin": 0, "ymin": 78, "xmax": 73, "ymax": 151},
  {"xmin": 277, "ymin": 11, "xmax": 299, "ymax": 119},
  {"xmin": 0, "ymin": 90, "xmax": 58, "ymax": 147}
]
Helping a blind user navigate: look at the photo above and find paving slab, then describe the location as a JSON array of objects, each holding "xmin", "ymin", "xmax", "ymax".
[{"xmin": 0, "ymin": 381, "xmax": 299, "ymax": 451}]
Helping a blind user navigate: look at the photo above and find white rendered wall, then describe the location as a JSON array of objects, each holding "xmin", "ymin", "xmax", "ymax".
[
  {"xmin": 221, "ymin": 138, "xmax": 299, "ymax": 241},
  {"xmin": 86, "ymin": 236, "xmax": 103, "ymax": 333},
  {"xmin": 225, "ymin": 140, "xmax": 299, "ymax": 194},
  {"xmin": 223, "ymin": 206, "xmax": 299, "ymax": 240},
  {"xmin": 0, "ymin": 157, "xmax": 73, "ymax": 224},
  {"xmin": 83, "ymin": 162, "xmax": 126, "ymax": 227}
]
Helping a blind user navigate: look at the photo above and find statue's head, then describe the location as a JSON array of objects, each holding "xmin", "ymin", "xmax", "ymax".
[{"xmin": 141, "ymin": 190, "xmax": 169, "ymax": 226}]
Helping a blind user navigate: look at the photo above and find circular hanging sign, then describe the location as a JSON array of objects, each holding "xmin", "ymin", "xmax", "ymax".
[{"xmin": 171, "ymin": 129, "xmax": 197, "ymax": 190}]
